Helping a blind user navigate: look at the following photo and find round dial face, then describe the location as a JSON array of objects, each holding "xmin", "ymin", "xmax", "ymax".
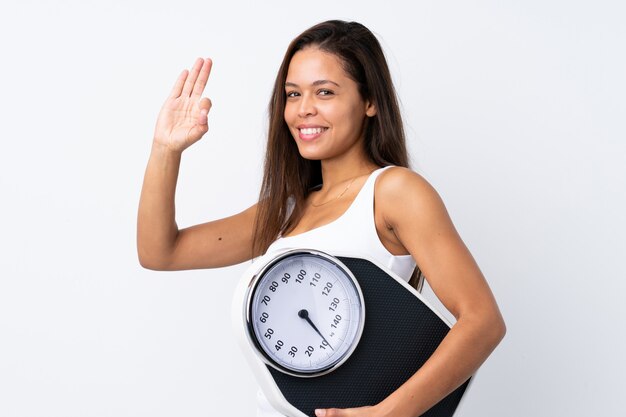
[{"xmin": 246, "ymin": 250, "xmax": 365, "ymax": 377}]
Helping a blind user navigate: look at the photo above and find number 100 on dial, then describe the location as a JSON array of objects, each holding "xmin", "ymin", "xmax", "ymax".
[{"xmin": 245, "ymin": 250, "xmax": 366, "ymax": 377}]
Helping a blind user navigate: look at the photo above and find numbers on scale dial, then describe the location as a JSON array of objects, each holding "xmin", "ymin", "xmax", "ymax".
[
  {"xmin": 252, "ymin": 254, "xmax": 362, "ymax": 374},
  {"xmin": 310, "ymin": 272, "xmax": 321, "ymax": 287}
]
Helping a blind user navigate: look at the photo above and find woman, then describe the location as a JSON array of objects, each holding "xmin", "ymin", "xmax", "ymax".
[{"xmin": 138, "ymin": 20, "xmax": 505, "ymax": 417}]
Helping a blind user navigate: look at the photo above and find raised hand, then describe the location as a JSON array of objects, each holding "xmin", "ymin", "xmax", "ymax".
[{"xmin": 153, "ymin": 57, "xmax": 213, "ymax": 153}]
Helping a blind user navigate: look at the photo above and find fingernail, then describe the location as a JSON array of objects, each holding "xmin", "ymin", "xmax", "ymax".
[{"xmin": 315, "ymin": 409, "xmax": 326, "ymax": 417}]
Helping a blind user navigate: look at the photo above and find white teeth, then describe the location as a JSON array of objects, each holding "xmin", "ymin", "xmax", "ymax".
[{"xmin": 300, "ymin": 127, "xmax": 325, "ymax": 135}]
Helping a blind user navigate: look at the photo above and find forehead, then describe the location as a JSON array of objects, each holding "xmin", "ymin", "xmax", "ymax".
[{"xmin": 286, "ymin": 47, "xmax": 349, "ymax": 83}]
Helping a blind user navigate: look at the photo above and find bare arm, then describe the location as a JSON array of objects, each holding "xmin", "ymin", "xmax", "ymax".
[
  {"xmin": 373, "ymin": 168, "xmax": 505, "ymax": 416},
  {"xmin": 315, "ymin": 167, "xmax": 506, "ymax": 417},
  {"xmin": 137, "ymin": 58, "xmax": 258, "ymax": 271}
]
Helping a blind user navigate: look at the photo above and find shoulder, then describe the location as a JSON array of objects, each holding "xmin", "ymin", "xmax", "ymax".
[
  {"xmin": 375, "ymin": 166, "xmax": 448, "ymax": 228},
  {"xmin": 376, "ymin": 166, "xmax": 441, "ymax": 205}
]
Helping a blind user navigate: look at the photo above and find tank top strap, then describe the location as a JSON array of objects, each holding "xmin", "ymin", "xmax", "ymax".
[
  {"xmin": 345, "ymin": 165, "xmax": 394, "ymax": 225},
  {"xmin": 340, "ymin": 165, "xmax": 415, "ymax": 279}
]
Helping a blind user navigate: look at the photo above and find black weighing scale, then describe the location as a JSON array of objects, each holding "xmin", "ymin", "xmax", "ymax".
[{"xmin": 232, "ymin": 248, "xmax": 472, "ymax": 417}]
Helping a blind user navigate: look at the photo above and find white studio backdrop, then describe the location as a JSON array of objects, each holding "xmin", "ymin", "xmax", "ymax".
[{"xmin": 0, "ymin": 1, "xmax": 624, "ymax": 416}]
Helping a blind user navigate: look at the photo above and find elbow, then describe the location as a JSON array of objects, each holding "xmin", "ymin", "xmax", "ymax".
[
  {"xmin": 138, "ymin": 257, "xmax": 161, "ymax": 271},
  {"xmin": 460, "ymin": 306, "xmax": 507, "ymax": 350},
  {"xmin": 484, "ymin": 310, "xmax": 507, "ymax": 350},
  {"xmin": 137, "ymin": 248, "xmax": 170, "ymax": 271},
  {"xmin": 481, "ymin": 300, "xmax": 507, "ymax": 347},
  {"xmin": 138, "ymin": 254, "xmax": 160, "ymax": 271},
  {"xmin": 492, "ymin": 315, "xmax": 507, "ymax": 345}
]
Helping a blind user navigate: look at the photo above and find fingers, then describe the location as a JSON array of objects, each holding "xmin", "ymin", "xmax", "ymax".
[
  {"xmin": 168, "ymin": 69, "xmax": 188, "ymax": 99},
  {"xmin": 316, "ymin": 408, "xmax": 344, "ymax": 417},
  {"xmin": 315, "ymin": 406, "xmax": 375, "ymax": 417},
  {"xmin": 192, "ymin": 58, "xmax": 212, "ymax": 98},
  {"xmin": 182, "ymin": 57, "xmax": 204, "ymax": 97},
  {"xmin": 168, "ymin": 57, "xmax": 212, "ymax": 100}
]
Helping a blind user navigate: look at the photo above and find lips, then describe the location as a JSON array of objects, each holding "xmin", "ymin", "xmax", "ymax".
[{"xmin": 297, "ymin": 126, "xmax": 328, "ymax": 141}]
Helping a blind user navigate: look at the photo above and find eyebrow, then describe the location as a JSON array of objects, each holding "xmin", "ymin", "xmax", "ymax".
[{"xmin": 285, "ymin": 80, "xmax": 341, "ymax": 88}]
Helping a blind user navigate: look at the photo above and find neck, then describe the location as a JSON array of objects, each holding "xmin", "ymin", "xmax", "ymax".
[{"xmin": 319, "ymin": 150, "xmax": 379, "ymax": 190}]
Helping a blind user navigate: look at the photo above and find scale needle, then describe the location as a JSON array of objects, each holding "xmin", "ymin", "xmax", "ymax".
[{"xmin": 298, "ymin": 309, "xmax": 334, "ymax": 351}]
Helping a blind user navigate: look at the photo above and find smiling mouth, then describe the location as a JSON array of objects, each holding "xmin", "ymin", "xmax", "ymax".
[
  {"xmin": 297, "ymin": 127, "xmax": 328, "ymax": 141},
  {"xmin": 299, "ymin": 127, "xmax": 328, "ymax": 135}
]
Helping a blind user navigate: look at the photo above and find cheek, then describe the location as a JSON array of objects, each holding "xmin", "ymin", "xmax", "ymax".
[
  {"xmin": 327, "ymin": 103, "xmax": 362, "ymax": 130},
  {"xmin": 324, "ymin": 103, "xmax": 358, "ymax": 123},
  {"xmin": 284, "ymin": 102, "xmax": 298, "ymax": 123},
  {"xmin": 283, "ymin": 105, "xmax": 298, "ymax": 138}
]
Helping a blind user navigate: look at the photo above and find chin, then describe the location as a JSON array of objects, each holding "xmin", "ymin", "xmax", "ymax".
[
  {"xmin": 296, "ymin": 150, "xmax": 324, "ymax": 161},
  {"xmin": 293, "ymin": 142, "xmax": 322, "ymax": 161}
]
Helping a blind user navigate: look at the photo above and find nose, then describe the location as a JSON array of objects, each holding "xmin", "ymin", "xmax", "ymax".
[{"xmin": 298, "ymin": 94, "xmax": 317, "ymax": 118}]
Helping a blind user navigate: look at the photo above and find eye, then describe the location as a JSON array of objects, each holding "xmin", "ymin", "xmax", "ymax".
[
  {"xmin": 286, "ymin": 91, "xmax": 300, "ymax": 98},
  {"xmin": 318, "ymin": 89, "xmax": 334, "ymax": 96}
]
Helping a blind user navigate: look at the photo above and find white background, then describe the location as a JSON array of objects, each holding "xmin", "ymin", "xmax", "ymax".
[{"xmin": 1, "ymin": 1, "xmax": 624, "ymax": 416}]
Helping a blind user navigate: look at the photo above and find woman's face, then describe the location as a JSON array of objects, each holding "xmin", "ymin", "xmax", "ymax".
[{"xmin": 283, "ymin": 47, "xmax": 376, "ymax": 161}]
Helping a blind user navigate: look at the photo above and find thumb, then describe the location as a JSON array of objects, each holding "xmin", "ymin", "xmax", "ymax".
[{"xmin": 197, "ymin": 97, "xmax": 212, "ymax": 125}]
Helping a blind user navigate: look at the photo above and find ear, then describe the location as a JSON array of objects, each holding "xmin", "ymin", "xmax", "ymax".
[{"xmin": 365, "ymin": 100, "xmax": 377, "ymax": 117}]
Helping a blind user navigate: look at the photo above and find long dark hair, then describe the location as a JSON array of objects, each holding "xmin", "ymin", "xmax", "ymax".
[{"xmin": 252, "ymin": 20, "xmax": 423, "ymax": 290}]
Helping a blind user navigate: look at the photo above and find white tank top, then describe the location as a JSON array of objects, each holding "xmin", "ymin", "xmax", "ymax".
[{"xmin": 255, "ymin": 166, "xmax": 416, "ymax": 417}]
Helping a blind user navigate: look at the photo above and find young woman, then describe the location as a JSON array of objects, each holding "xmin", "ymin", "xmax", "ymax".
[{"xmin": 138, "ymin": 20, "xmax": 505, "ymax": 417}]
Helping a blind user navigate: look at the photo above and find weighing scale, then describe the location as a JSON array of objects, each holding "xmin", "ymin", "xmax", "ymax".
[{"xmin": 232, "ymin": 248, "xmax": 472, "ymax": 417}]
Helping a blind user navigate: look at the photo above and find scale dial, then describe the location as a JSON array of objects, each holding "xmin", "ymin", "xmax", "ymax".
[{"xmin": 246, "ymin": 249, "xmax": 365, "ymax": 377}]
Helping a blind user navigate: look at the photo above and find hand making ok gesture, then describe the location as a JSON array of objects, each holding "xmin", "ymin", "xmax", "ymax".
[{"xmin": 153, "ymin": 57, "xmax": 213, "ymax": 153}]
